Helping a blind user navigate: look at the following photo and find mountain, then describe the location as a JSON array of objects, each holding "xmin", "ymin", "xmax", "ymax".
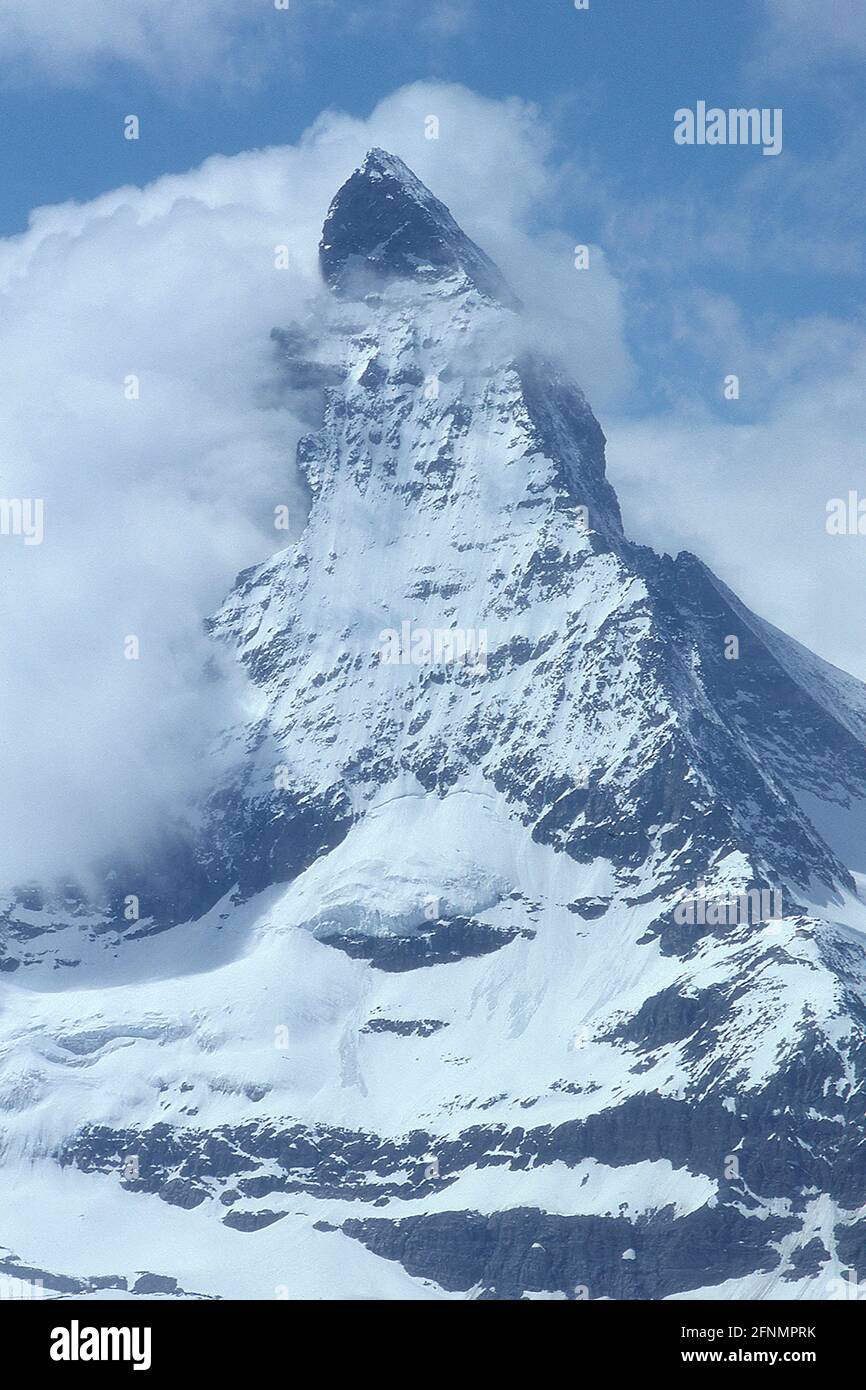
[{"xmin": 3, "ymin": 151, "xmax": 866, "ymax": 1302}]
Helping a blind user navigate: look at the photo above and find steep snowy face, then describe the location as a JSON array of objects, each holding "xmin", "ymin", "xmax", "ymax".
[
  {"xmin": 203, "ymin": 150, "xmax": 859, "ymax": 923},
  {"xmin": 4, "ymin": 152, "xmax": 866, "ymax": 1303}
]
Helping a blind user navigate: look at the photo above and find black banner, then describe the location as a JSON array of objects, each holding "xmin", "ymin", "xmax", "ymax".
[{"xmin": 3, "ymin": 1297, "xmax": 857, "ymax": 1376}]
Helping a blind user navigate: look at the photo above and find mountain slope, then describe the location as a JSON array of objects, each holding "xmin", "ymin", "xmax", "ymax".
[{"xmin": 2, "ymin": 151, "xmax": 866, "ymax": 1302}]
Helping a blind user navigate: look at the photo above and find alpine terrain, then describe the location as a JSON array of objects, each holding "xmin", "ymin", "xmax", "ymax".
[{"xmin": 3, "ymin": 149, "xmax": 866, "ymax": 1302}]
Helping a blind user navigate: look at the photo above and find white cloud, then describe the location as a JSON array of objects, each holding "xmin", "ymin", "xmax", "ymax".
[
  {"xmin": 761, "ymin": 0, "xmax": 866, "ymax": 68},
  {"xmin": 574, "ymin": 140, "xmax": 866, "ymax": 283},
  {"xmin": 0, "ymin": 81, "xmax": 634, "ymax": 886},
  {"xmin": 0, "ymin": 0, "xmax": 479, "ymax": 86},
  {"xmin": 0, "ymin": 157, "xmax": 314, "ymax": 885},
  {"xmin": 0, "ymin": 0, "xmax": 283, "ymax": 85},
  {"xmin": 607, "ymin": 322, "xmax": 866, "ymax": 683},
  {"xmin": 421, "ymin": 1, "xmax": 475, "ymax": 39}
]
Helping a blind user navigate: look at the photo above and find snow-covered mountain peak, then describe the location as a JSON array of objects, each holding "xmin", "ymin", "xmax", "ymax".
[
  {"xmin": 319, "ymin": 147, "xmax": 521, "ymax": 310},
  {"xmin": 5, "ymin": 154, "xmax": 866, "ymax": 1303}
]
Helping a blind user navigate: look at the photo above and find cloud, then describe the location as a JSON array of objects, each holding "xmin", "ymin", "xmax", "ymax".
[
  {"xmin": 761, "ymin": 0, "xmax": 866, "ymax": 69},
  {"xmin": 607, "ymin": 316, "xmax": 866, "ymax": 683},
  {"xmin": 0, "ymin": 160, "xmax": 317, "ymax": 886},
  {"xmin": 0, "ymin": 81, "xmax": 635, "ymax": 887},
  {"xmin": 0, "ymin": 0, "xmax": 479, "ymax": 87},
  {"xmin": 420, "ymin": 1, "xmax": 476, "ymax": 39},
  {"xmin": 572, "ymin": 132, "xmax": 866, "ymax": 284},
  {"xmin": 0, "ymin": 0, "xmax": 288, "ymax": 86}
]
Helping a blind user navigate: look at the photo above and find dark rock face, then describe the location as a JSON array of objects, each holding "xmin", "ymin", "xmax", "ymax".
[
  {"xmin": 783, "ymin": 1240, "xmax": 830, "ymax": 1281},
  {"xmin": 341, "ymin": 1205, "xmax": 789, "ymax": 1300},
  {"xmin": 319, "ymin": 148, "xmax": 521, "ymax": 309},
  {"xmin": 132, "ymin": 1273, "xmax": 179, "ymax": 1295},
  {"xmin": 222, "ymin": 1210, "xmax": 287, "ymax": 1233},
  {"xmin": 609, "ymin": 983, "xmax": 731, "ymax": 1052},
  {"xmin": 515, "ymin": 355, "xmax": 623, "ymax": 542},
  {"xmin": 158, "ymin": 1178, "xmax": 209, "ymax": 1210},
  {"xmin": 361, "ymin": 1018, "xmax": 446, "ymax": 1036},
  {"xmin": 318, "ymin": 918, "xmax": 531, "ymax": 971}
]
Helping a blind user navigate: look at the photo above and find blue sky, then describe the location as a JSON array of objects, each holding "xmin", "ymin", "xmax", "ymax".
[
  {"xmin": 2, "ymin": 0, "xmax": 866, "ymax": 875},
  {"xmin": 1, "ymin": 3, "xmax": 763, "ymax": 232}
]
